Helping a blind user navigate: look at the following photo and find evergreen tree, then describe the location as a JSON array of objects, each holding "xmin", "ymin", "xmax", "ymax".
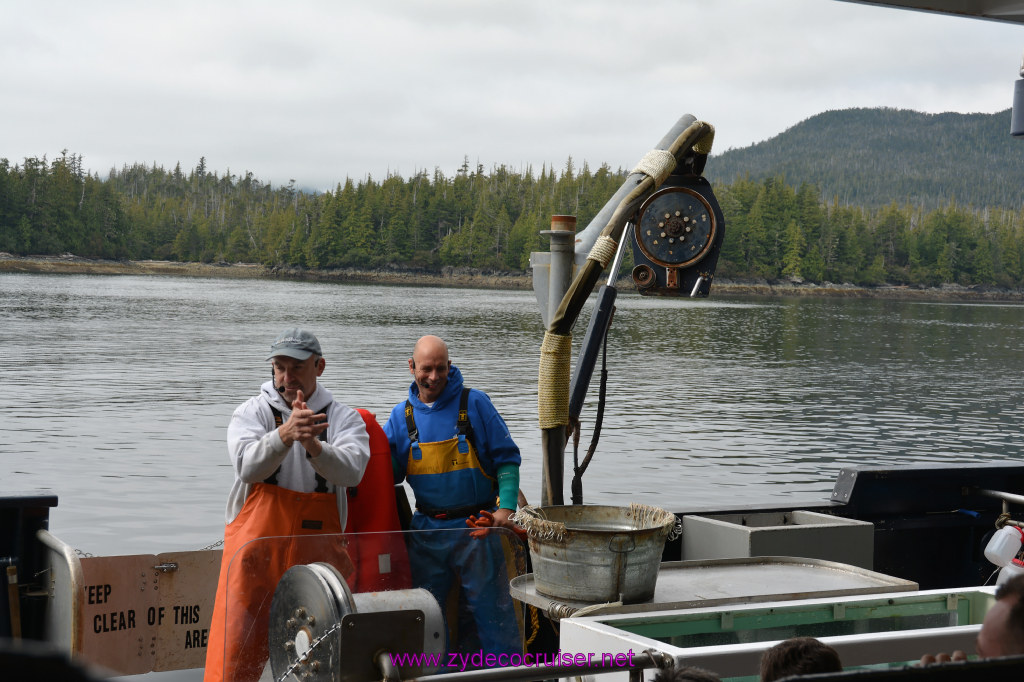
[{"xmin": 781, "ymin": 219, "xmax": 805, "ymax": 278}]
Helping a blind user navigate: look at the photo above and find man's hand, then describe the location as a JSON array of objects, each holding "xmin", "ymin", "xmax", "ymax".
[
  {"xmin": 278, "ymin": 389, "xmax": 328, "ymax": 456},
  {"xmin": 466, "ymin": 509, "xmax": 527, "ymax": 540},
  {"xmin": 919, "ymin": 651, "xmax": 967, "ymax": 666},
  {"xmin": 490, "ymin": 508, "xmax": 514, "ymax": 528}
]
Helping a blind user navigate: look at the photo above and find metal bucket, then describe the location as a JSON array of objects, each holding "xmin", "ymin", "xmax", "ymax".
[{"xmin": 513, "ymin": 504, "xmax": 678, "ymax": 604}]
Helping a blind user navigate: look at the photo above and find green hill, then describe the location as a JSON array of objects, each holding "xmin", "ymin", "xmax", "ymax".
[{"xmin": 705, "ymin": 108, "xmax": 1024, "ymax": 210}]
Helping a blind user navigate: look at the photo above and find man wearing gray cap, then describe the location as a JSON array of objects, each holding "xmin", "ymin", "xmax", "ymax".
[{"xmin": 205, "ymin": 328, "xmax": 370, "ymax": 682}]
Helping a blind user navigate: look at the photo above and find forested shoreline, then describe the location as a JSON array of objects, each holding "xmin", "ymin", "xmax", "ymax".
[
  {"xmin": 6, "ymin": 253, "xmax": 1022, "ymax": 305},
  {"xmin": 2, "ymin": 150, "xmax": 1024, "ymax": 291}
]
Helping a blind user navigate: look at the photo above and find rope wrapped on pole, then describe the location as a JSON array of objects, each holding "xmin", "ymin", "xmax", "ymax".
[
  {"xmin": 586, "ymin": 235, "xmax": 619, "ymax": 270},
  {"xmin": 537, "ymin": 331, "xmax": 572, "ymax": 430},
  {"xmin": 631, "ymin": 149, "xmax": 677, "ymax": 186}
]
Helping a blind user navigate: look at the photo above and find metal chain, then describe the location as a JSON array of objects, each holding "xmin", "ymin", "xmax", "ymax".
[
  {"xmin": 275, "ymin": 620, "xmax": 342, "ymax": 682},
  {"xmin": 71, "ymin": 539, "xmax": 223, "ymax": 558}
]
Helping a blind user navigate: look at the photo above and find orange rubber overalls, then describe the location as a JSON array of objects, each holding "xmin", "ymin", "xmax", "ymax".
[{"xmin": 204, "ymin": 408, "xmax": 352, "ymax": 682}]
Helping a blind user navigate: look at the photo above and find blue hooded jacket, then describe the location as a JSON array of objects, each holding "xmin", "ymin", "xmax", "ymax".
[{"xmin": 384, "ymin": 365, "xmax": 520, "ymax": 513}]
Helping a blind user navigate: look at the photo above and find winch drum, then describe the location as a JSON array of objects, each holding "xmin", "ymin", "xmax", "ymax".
[{"xmin": 267, "ymin": 562, "xmax": 445, "ymax": 682}]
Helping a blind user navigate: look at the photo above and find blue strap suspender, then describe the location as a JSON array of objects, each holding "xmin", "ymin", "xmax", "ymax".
[{"xmin": 404, "ymin": 388, "xmax": 475, "ymax": 459}]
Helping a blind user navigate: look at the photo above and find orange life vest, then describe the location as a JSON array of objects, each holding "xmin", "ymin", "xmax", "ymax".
[{"xmin": 344, "ymin": 409, "xmax": 412, "ymax": 592}]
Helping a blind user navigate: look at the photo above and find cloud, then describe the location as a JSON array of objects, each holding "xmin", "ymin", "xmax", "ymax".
[{"xmin": 1, "ymin": 0, "xmax": 1020, "ymax": 190}]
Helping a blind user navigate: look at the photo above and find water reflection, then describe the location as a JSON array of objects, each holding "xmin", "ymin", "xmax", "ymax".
[{"xmin": 1, "ymin": 274, "xmax": 1023, "ymax": 557}]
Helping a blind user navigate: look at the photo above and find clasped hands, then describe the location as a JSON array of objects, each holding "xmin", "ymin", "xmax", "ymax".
[{"xmin": 279, "ymin": 389, "xmax": 328, "ymax": 456}]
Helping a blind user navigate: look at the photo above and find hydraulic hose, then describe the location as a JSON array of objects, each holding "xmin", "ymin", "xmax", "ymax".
[{"xmin": 537, "ymin": 115, "xmax": 715, "ymax": 506}]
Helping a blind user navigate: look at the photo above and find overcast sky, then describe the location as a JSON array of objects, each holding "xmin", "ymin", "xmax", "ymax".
[{"xmin": 2, "ymin": 0, "xmax": 1021, "ymax": 191}]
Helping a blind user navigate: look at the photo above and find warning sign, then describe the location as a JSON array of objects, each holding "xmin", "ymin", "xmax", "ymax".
[{"xmin": 76, "ymin": 550, "xmax": 221, "ymax": 674}]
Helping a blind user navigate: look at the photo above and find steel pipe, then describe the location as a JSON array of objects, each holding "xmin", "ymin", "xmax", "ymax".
[{"xmin": 978, "ymin": 488, "xmax": 1024, "ymax": 506}]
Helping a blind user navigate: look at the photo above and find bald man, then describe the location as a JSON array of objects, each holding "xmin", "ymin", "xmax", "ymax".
[{"xmin": 384, "ymin": 335, "xmax": 522, "ymax": 658}]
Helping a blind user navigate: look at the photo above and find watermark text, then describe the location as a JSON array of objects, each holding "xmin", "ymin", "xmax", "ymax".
[{"xmin": 389, "ymin": 649, "xmax": 638, "ymax": 673}]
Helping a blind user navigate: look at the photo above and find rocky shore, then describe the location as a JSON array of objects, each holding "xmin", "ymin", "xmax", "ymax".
[{"xmin": 3, "ymin": 253, "xmax": 1023, "ymax": 302}]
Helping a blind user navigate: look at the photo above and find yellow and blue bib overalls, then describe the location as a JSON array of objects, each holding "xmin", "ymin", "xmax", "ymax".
[{"xmin": 404, "ymin": 388, "xmax": 521, "ymax": 657}]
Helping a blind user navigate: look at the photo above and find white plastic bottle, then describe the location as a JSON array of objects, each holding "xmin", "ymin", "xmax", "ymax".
[
  {"xmin": 984, "ymin": 525, "xmax": 1023, "ymax": 567},
  {"xmin": 997, "ymin": 558, "xmax": 1024, "ymax": 587}
]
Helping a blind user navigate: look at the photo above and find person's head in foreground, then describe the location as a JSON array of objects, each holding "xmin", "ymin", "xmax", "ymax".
[{"xmin": 760, "ymin": 636, "xmax": 842, "ymax": 682}]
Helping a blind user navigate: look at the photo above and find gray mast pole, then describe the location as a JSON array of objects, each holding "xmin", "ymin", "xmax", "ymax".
[
  {"xmin": 530, "ymin": 215, "xmax": 577, "ymax": 505},
  {"xmin": 531, "ymin": 215, "xmax": 577, "ymax": 330}
]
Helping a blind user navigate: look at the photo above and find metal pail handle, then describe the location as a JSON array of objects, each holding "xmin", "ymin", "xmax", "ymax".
[{"xmin": 608, "ymin": 534, "xmax": 636, "ymax": 553}]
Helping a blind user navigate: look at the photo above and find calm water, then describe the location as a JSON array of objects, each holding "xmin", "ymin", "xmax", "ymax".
[{"xmin": 2, "ymin": 273, "xmax": 1023, "ymax": 559}]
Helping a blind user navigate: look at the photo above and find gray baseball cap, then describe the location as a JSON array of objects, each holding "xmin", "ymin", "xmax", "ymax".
[{"xmin": 267, "ymin": 328, "xmax": 322, "ymax": 361}]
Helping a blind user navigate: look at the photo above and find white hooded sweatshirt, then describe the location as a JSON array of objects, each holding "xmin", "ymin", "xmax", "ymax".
[{"xmin": 224, "ymin": 380, "xmax": 370, "ymax": 526}]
